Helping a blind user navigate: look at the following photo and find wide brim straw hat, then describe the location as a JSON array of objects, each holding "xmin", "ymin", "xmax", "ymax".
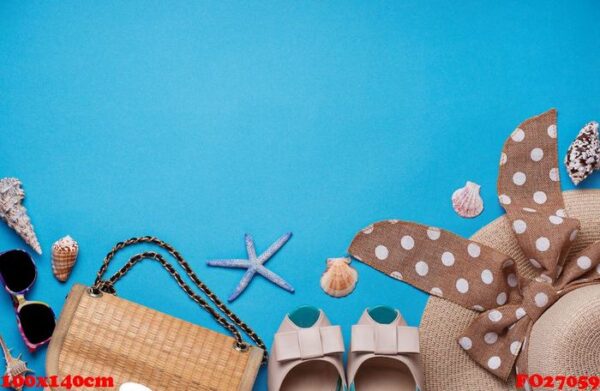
[
  {"xmin": 421, "ymin": 189, "xmax": 600, "ymax": 390},
  {"xmin": 347, "ymin": 110, "xmax": 600, "ymax": 391}
]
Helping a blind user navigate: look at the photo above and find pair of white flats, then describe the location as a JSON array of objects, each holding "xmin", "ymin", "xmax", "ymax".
[{"xmin": 268, "ymin": 306, "xmax": 424, "ymax": 391}]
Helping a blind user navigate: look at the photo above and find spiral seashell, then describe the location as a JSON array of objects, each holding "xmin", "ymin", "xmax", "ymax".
[
  {"xmin": 565, "ymin": 121, "xmax": 600, "ymax": 185},
  {"xmin": 1, "ymin": 335, "xmax": 32, "ymax": 391},
  {"xmin": 320, "ymin": 257, "xmax": 358, "ymax": 298},
  {"xmin": 451, "ymin": 181, "xmax": 484, "ymax": 218},
  {"xmin": 52, "ymin": 235, "xmax": 79, "ymax": 282},
  {"xmin": 0, "ymin": 178, "xmax": 42, "ymax": 255}
]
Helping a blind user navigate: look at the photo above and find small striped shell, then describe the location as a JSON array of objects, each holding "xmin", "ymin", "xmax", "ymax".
[
  {"xmin": 51, "ymin": 235, "xmax": 79, "ymax": 282},
  {"xmin": 320, "ymin": 257, "xmax": 358, "ymax": 298},
  {"xmin": 452, "ymin": 181, "xmax": 484, "ymax": 218}
]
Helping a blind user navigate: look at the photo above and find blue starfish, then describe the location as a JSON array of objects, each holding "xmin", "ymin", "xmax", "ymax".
[{"xmin": 207, "ymin": 233, "xmax": 295, "ymax": 302}]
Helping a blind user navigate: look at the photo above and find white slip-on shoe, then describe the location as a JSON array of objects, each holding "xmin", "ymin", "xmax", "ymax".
[
  {"xmin": 347, "ymin": 306, "xmax": 425, "ymax": 391},
  {"xmin": 268, "ymin": 306, "xmax": 347, "ymax": 391}
]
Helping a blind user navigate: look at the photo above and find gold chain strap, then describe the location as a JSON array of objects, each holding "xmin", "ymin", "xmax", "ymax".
[{"xmin": 91, "ymin": 236, "xmax": 268, "ymax": 365}]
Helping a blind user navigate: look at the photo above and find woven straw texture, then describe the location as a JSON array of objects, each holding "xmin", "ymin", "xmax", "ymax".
[
  {"xmin": 529, "ymin": 284, "xmax": 600, "ymax": 380},
  {"xmin": 421, "ymin": 190, "xmax": 600, "ymax": 391},
  {"xmin": 46, "ymin": 284, "xmax": 263, "ymax": 391}
]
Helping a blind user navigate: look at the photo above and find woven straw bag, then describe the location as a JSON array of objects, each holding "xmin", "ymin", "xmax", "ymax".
[{"xmin": 46, "ymin": 237, "xmax": 266, "ymax": 391}]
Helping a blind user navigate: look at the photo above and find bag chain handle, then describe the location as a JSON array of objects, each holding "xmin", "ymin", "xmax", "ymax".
[{"xmin": 90, "ymin": 236, "xmax": 268, "ymax": 365}]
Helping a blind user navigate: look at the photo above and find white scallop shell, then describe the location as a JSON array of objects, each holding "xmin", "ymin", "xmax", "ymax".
[
  {"xmin": 320, "ymin": 257, "xmax": 358, "ymax": 298},
  {"xmin": 452, "ymin": 181, "xmax": 484, "ymax": 218},
  {"xmin": 119, "ymin": 383, "xmax": 153, "ymax": 391}
]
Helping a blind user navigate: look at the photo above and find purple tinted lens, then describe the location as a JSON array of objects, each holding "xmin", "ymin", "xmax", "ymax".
[
  {"xmin": 0, "ymin": 250, "xmax": 36, "ymax": 293},
  {"xmin": 18, "ymin": 302, "xmax": 55, "ymax": 344}
]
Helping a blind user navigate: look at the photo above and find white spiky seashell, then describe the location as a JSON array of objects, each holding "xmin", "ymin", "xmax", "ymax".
[
  {"xmin": 451, "ymin": 181, "xmax": 484, "ymax": 218},
  {"xmin": 0, "ymin": 178, "xmax": 42, "ymax": 254},
  {"xmin": 320, "ymin": 257, "xmax": 358, "ymax": 298},
  {"xmin": 0, "ymin": 335, "xmax": 33, "ymax": 391}
]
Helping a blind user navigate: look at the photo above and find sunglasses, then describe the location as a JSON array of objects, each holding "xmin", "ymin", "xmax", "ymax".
[{"xmin": 0, "ymin": 249, "xmax": 56, "ymax": 351}]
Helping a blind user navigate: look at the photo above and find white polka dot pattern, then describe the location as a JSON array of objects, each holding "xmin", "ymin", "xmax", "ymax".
[
  {"xmin": 496, "ymin": 109, "xmax": 582, "ymax": 311},
  {"xmin": 534, "ymin": 292, "xmax": 548, "ymax": 308},
  {"xmin": 530, "ymin": 148, "xmax": 543, "ymax": 161},
  {"xmin": 500, "ymin": 153, "xmax": 507, "ymax": 166},
  {"xmin": 512, "ymin": 172, "xmax": 526, "ymax": 186},
  {"xmin": 510, "ymin": 341, "xmax": 522, "ymax": 356},
  {"xmin": 427, "ymin": 227, "xmax": 440, "ymax": 240},
  {"xmin": 570, "ymin": 230, "xmax": 579, "ymax": 242},
  {"xmin": 349, "ymin": 217, "xmax": 525, "ymax": 379},
  {"xmin": 549, "ymin": 215, "xmax": 563, "ymax": 225},
  {"xmin": 513, "ymin": 220, "xmax": 527, "ymax": 234},
  {"xmin": 484, "ymin": 332, "xmax": 498, "ymax": 344},
  {"xmin": 498, "ymin": 194, "xmax": 511, "ymax": 205},
  {"xmin": 430, "ymin": 287, "xmax": 443, "ymax": 297},
  {"xmin": 511, "ymin": 128, "xmax": 525, "ymax": 142},
  {"xmin": 488, "ymin": 310, "xmax": 502, "ymax": 322},
  {"xmin": 496, "ymin": 292, "xmax": 507, "ymax": 305},
  {"xmin": 467, "ymin": 243, "xmax": 481, "ymax": 258},
  {"xmin": 507, "ymin": 274, "xmax": 518, "ymax": 287},
  {"xmin": 535, "ymin": 237, "xmax": 550, "ymax": 252},
  {"xmin": 459, "ymin": 337, "xmax": 472, "ymax": 350},
  {"xmin": 481, "ymin": 269, "xmax": 493, "ymax": 285},
  {"xmin": 487, "ymin": 356, "xmax": 501, "ymax": 370},
  {"xmin": 415, "ymin": 261, "xmax": 429, "ymax": 276},
  {"xmin": 441, "ymin": 252, "xmax": 455, "ymax": 266},
  {"xmin": 533, "ymin": 191, "xmax": 547, "ymax": 204},
  {"xmin": 401, "ymin": 235, "xmax": 415, "ymax": 250},
  {"xmin": 456, "ymin": 278, "xmax": 469, "ymax": 293},
  {"xmin": 577, "ymin": 256, "xmax": 591, "ymax": 270},
  {"xmin": 536, "ymin": 274, "xmax": 552, "ymax": 284},
  {"xmin": 375, "ymin": 245, "xmax": 388, "ymax": 260},
  {"xmin": 529, "ymin": 258, "xmax": 541, "ymax": 268}
]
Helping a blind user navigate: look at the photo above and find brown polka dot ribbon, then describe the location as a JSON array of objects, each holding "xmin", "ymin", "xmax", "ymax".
[{"xmin": 348, "ymin": 109, "xmax": 600, "ymax": 381}]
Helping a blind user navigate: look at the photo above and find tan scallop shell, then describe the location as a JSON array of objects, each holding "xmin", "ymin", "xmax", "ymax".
[{"xmin": 320, "ymin": 257, "xmax": 358, "ymax": 298}]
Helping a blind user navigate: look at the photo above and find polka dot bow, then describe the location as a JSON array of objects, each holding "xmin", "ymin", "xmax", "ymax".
[{"xmin": 348, "ymin": 109, "xmax": 600, "ymax": 381}]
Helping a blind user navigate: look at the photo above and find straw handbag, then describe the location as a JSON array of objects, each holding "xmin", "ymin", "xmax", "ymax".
[{"xmin": 46, "ymin": 237, "xmax": 266, "ymax": 391}]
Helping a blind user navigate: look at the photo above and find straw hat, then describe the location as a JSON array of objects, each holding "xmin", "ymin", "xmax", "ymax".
[
  {"xmin": 421, "ymin": 190, "xmax": 600, "ymax": 390},
  {"xmin": 347, "ymin": 110, "xmax": 600, "ymax": 391}
]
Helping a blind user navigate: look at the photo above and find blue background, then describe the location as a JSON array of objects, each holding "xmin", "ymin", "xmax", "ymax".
[{"xmin": 1, "ymin": 1, "xmax": 599, "ymax": 389}]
